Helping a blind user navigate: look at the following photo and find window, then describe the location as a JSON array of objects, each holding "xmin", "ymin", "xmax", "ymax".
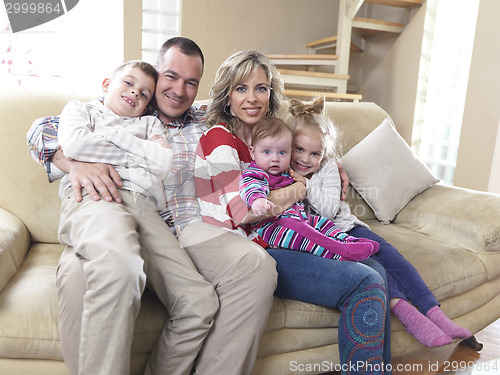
[
  {"xmin": 0, "ymin": 0, "xmax": 123, "ymax": 91},
  {"xmin": 142, "ymin": 0, "xmax": 181, "ymax": 64},
  {"xmin": 0, "ymin": 5, "xmax": 65, "ymax": 87},
  {"xmin": 412, "ymin": 0, "xmax": 480, "ymax": 185}
]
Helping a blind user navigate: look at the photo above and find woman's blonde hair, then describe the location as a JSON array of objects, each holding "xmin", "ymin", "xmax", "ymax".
[
  {"xmin": 206, "ymin": 50, "xmax": 284, "ymax": 133},
  {"xmin": 289, "ymin": 98, "xmax": 340, "ymax": 161}
]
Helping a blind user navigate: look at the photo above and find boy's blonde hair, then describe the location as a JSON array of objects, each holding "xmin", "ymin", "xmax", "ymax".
[
  {"xmin": 112, "ymin": 60, "xmax": 158, "ymax": 83},
  {"xmin": 251, "ymin": 116, "xmax": 292, "ymax": 146},
  {"xmin": 289, "ymin": 98, "xmax": 340, "ymax": 161}
]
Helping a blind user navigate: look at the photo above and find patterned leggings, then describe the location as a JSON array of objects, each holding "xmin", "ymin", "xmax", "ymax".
[{"xmin": 254, "ymin": 212, "xmax": 379, "ymax": 261}]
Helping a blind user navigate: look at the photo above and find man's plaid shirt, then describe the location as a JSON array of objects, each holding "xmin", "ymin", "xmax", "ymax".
[{"xmin": 27, "ymin": 103, "xmax": 208, "ymax": 236}]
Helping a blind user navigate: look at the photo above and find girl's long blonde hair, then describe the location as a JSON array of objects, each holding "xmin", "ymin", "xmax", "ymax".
[
  {"xmin": 289, "ymin": 97, "xmax": 340, "ymax": 161},
  {"xmin": 206, "ymin": 50, "xmax": 284, "ymax": 133}
]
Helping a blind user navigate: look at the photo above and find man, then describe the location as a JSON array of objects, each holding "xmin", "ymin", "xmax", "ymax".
[{"xmin": 27, "ymin": 37, "xmax": 278, "ymax": 375}]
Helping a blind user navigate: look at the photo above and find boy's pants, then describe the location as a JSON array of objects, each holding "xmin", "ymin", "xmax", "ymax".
[
  {"xmin": 57, "ymin": 190, "xmax": 277, "ymax": 375},
  {"xmin": 58, "ymin": 189, "xmax": 218, "ymax": 375}
]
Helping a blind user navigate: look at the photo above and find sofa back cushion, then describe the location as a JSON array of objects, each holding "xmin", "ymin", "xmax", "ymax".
[{"xmin": 0, "ymin": 87, "xmax": 94, "ymax": 243}]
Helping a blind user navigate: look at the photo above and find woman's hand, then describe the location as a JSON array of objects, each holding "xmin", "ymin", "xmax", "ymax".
[
  {"xmin": 241, "ymin": 183, "xmax": 305, "ymax": 224},
  {"xmin": 288, "ymin": 167, "xmax": 307, "ymax": 185},
  {"xmin": 337, "ymin": 162, "xmax": 349, "ymax": 201}
]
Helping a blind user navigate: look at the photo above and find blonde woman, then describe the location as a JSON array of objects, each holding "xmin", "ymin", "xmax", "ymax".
[{"xmin": 195, "ymin": 50, "xmax": 392, "ymax": 374}]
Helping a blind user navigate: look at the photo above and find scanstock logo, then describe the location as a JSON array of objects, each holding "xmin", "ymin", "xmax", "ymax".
[{"xmin": 4, "ymin": 0, "xmax": 78, "ymax": 33}]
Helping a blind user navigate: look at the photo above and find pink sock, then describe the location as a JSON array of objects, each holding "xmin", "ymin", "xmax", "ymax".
[
  {"xmin": 334, "ymin": 241, "xmax": 375, "ymax": 261},
  {"xmin": 315, "ymin": 233, "xmax": 375, "ymax": 261},
  {"xmin": 391, "ymin": 300, "xmax": 453, "ymax": 347},
  {"xmin": 426, "ymin": 306, "xmax": 471, "ymax": 339},
  {"xmin": 356, "ymin": 238, "xmax": 380, "ymax": 255}
]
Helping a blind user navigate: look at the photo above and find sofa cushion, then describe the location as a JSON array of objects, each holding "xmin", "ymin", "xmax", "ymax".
[
  {"xmin": 258, "ymin": 299, "xmax": 340, "ymax": 358},
  {"xmin": 342, "ymin": 118, "xmax": 439, "ymax": 224},
  {"xmin": 368, "ymin": 220, "xmax": 487, "ymax": 300},
  {"xmin": 0, "ymin": 243, "xmax": 168, "ymax": 362},
  {"xmin": 0, "ymin": 87, "xmax": 94, "ymax": 244},
  {"xmin": 0, "ymin": 241, "xmax": 345, "ymax": 363},
  {"xmin": 0, "ymin": 208, "xmax": 30, "ymax": 293},
  {"xmin": 0, "ymin": 243, "xmax": 63, "ymax": 360}
]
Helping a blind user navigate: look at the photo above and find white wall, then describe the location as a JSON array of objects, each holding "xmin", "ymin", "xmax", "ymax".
[
  {"xmin": 358, "ymin": 4, "xmax": 427, "ymax": 143},
  {"xmin": 182, "ymin": 0, "xmax": 339, "ymax": 100},
  {"xmin": 454, "ymin": 0, "xmax": 500, "ymax": 193},
  {"xmin": 489, "ymin": 117, "xmax": 500, "ymax": 193}
]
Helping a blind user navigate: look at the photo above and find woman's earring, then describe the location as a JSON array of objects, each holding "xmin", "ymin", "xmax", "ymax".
[{"xmin": 224, "ymin": 105, "xmax": 231, "ymax": 116}]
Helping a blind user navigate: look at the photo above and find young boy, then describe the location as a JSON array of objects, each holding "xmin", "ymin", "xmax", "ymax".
[
  {"xmin": 56, "ymin": 61, "xmax": 214, "ymax": 374},
  {"xmin": 239, "ymin": 116, "xmax": 379, "ymax": 261},
  {"xmin": 58, "ymin": 60, "xmax": 172, "ymax": 208}
]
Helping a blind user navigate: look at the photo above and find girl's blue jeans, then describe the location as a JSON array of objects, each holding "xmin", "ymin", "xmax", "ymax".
[{"xmin": 266, "ymin": 248, "xmax": 392, "ymax": 375}]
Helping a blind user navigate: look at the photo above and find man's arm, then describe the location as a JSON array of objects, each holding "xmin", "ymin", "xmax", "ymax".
[
  {"xmin": 51, "ymin": 149, "xmax": 123, "ymax": 203},
  {"xmin": 27, "ymin": 114, "xmax": 123, "ymax": 203},
  {"xmin": 27, "ymin": 116, "xmax": 65, "ymax": 182}
]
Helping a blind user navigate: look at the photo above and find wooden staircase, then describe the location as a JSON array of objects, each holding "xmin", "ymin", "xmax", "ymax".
[
  {"xmin": 306, "ymin": 36, "xmax": 363, "ymax": 54},
  {"xmin": 268, "ymin": 0, "xmax": 422, "ymax": 101},
  {"xmin": 267, "ymin": 54, "xmax": 338, "ymax": 67}
]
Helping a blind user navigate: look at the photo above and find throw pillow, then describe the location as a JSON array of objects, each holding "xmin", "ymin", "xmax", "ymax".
[{"xmin": 341, "ymin": 117, "xmax": 439, "ymax": 224}]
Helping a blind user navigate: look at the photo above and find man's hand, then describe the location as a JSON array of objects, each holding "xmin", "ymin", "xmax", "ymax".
[
  {"xmin": 68, "ymin": 161, "xmax": 123, "ymax": 203},
  {"xmin": 337, "ymin": 162, "xmax": 349, "ymax": 201},
  {"xmin": 251, "ymin": 198, "xmax": 276, "ymax": 216},
  {"xmin": 150, "ymin": 134, "xmax": 171, "ymax": 149},
  {"xmin": 50, "ymin": 150, "xmax": 123, "ymax": 203}
]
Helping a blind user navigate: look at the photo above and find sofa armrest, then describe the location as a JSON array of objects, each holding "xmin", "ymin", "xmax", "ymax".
[
  {"xmin": 395, "ymin": 183, "xmax": 500, "ymax": 253},
  {"xmin": 394, "ymin": 183, "xmax": 500, "ymax": 278},
  {"xmin": 0, "ymin": 207, "xmax": 31, "ymax": 292}
]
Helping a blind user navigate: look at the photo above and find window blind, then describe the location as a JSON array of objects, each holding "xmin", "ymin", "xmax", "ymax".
[{"xmin": 142, "ymin": 0, "xmax": 181, "ymax": 64}]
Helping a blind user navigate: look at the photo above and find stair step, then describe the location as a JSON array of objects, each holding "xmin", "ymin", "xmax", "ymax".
[
  {"xmin": 352, "ymin": 17, "xmax": 404, "ymax": 34},
  {"xmin": 278, "ymin": 69, "xmax": 349, "ymax": 90},
  {"xmin": 268, "ymin": 54, "xmax": 338, "ymax": 67},
  {"xmin": 278, "ymin": 69, "xmax": 349, "ymax": 79},
  {"xmin": 306, "ymin": 36, "xmax": 362, "ymax": 53},
  {"xmin": 364, "ymin": 0, "xmax": 422, "ymax": 8},
  {"xmin": 284, "ymin": 89, "xmax": 362, "ymax": 102},
  {"xmin": 268, "ymin": 54, "xmax": 338, "ymax": 60}
]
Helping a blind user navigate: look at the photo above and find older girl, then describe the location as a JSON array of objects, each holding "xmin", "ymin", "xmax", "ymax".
[
  {"xmin": 287, "ymin": 98, "xmax": 471, "ymax": 348},
  {"xmin": 195, "ymin": 50, "xmax": 392, "ymax": 374}
]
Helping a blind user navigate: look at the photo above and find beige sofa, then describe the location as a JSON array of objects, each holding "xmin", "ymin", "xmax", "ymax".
[{"xmin": 1, "ymin": 87, "xmax": 500, "ymax": 375}]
